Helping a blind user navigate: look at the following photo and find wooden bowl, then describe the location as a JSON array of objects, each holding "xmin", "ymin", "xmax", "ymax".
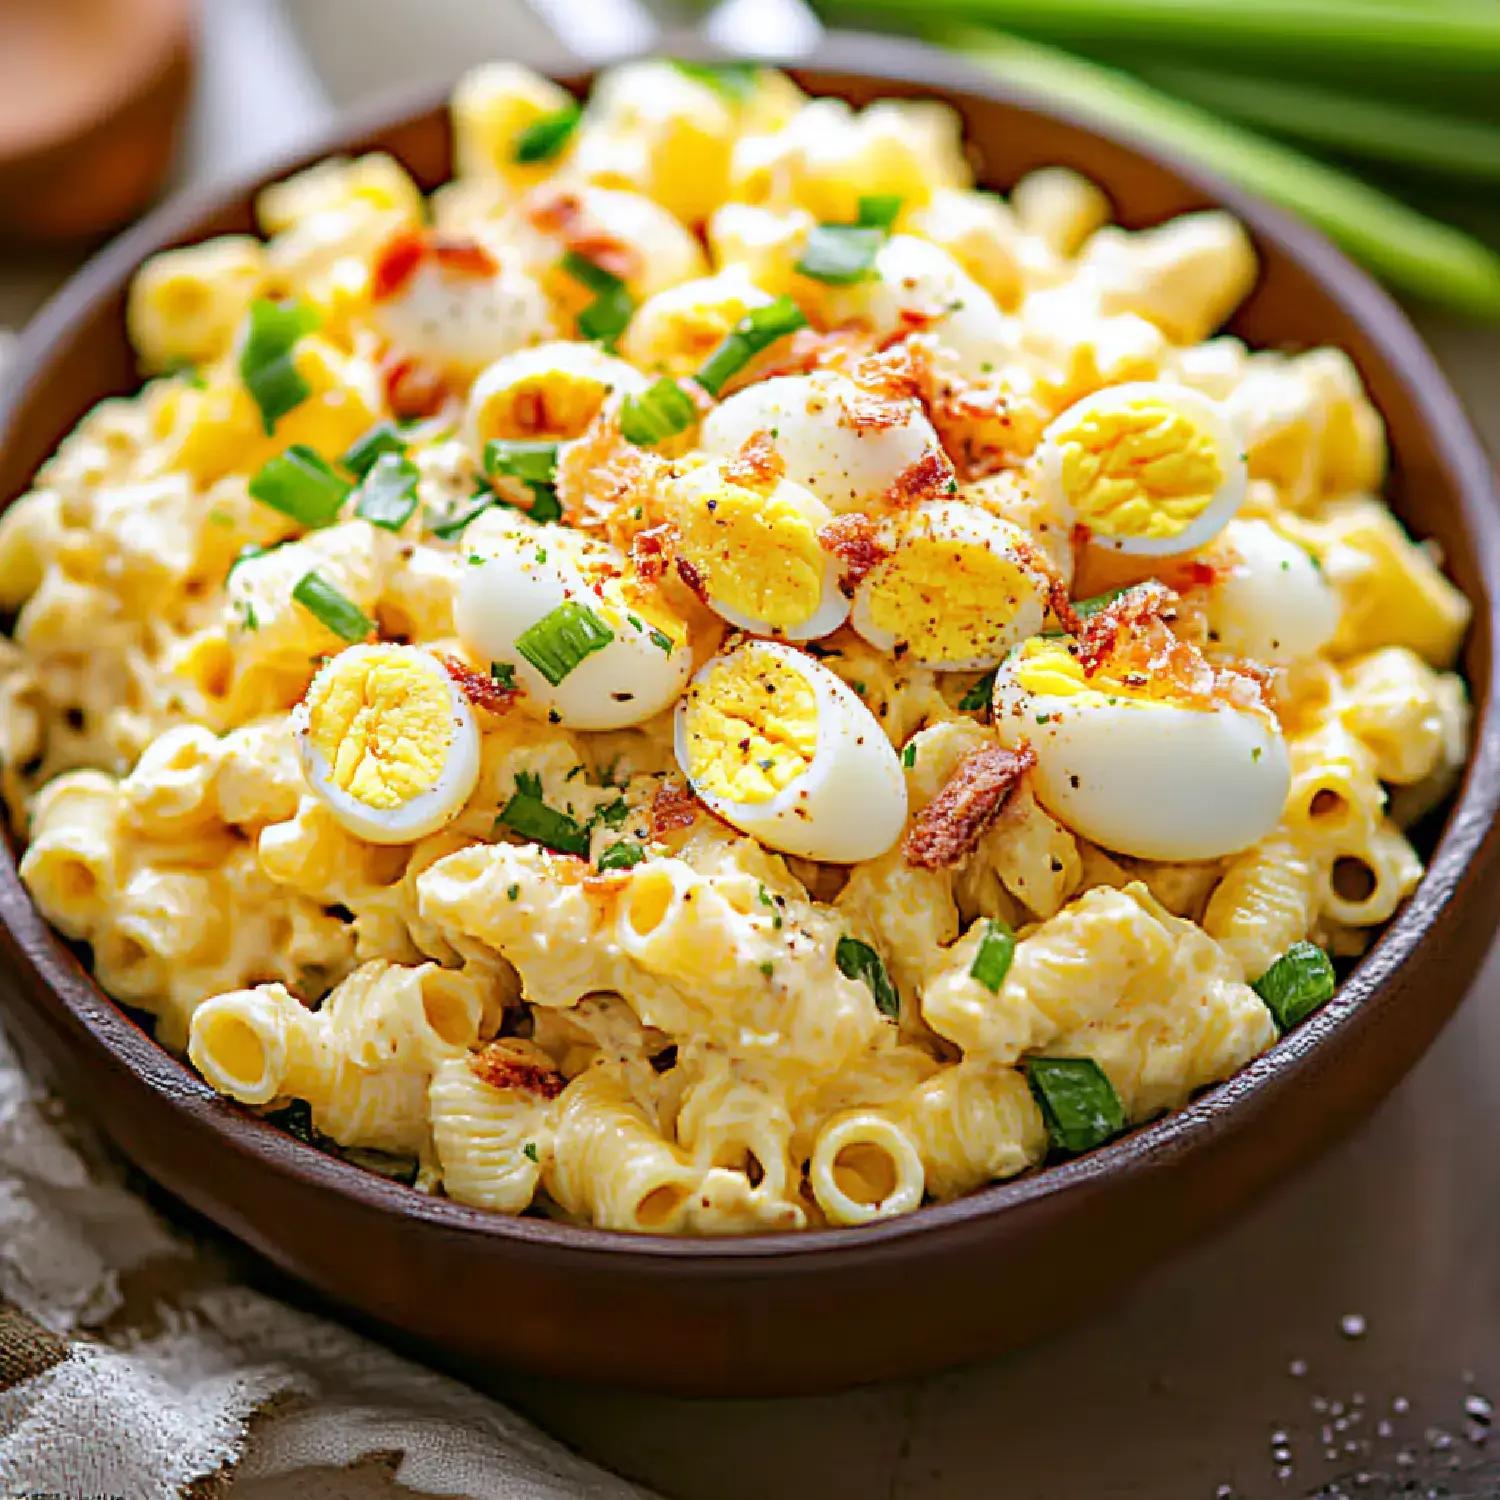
[{"xmin": 1, "ymin": 33, "xmax": 1497, "ymax": 1397}]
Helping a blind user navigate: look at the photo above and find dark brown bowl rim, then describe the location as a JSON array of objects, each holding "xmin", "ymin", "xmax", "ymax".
[{"xmin": 3, "ymin": 31, "xmax": 1498, "ymax": 1271}]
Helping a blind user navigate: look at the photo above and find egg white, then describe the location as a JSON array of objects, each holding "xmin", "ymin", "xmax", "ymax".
[
  {"xmin": 1037, "ymin": 381, "xmax": 1247, "ymax": 558},
  {"xmin": 850, "ymin": 500, "xmax": 1053, "ymax": 670},
  {"xmin": 455, "ymin": 524, "xmax": 693, "ymax": 730},
  {"xmin": 293, "ymin": 645, "xmax": 481, "ymax": 845},
  {"xmin": 674, "ymin": 640, "xmax": 908, "ymax": 863},
  {"xmin": 1201, "ymin": 518, "xmax": 1339, "ymax": 666},
  {"xmin": 992, "ymin": 643, "xmax": 1290, "ymax": 862},
  {"xmin": 700, "ymin": 370, "xmax": 942, "ymax": 515}
]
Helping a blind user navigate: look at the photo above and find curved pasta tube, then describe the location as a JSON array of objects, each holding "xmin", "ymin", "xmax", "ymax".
[
  {"xmin": 1203, "ymin": 827, "xmax": 1321, "ymax": 983},
  {"xmin": 809, "ymin": 1110, "xmax": 926, "ymax": 1227},
  {"xmin": 20, "ymin": 771, "xmax": 124, "ymax": 940},
  {"xmin": 1341, "ymin": 648, "xmax": 1469, "ymax": 788},
  {"xmin": 1319, "ymin": 820, "xmax": 1423, "ymax": 930},
  {"xmin": 899, "ymin": 1063, "xmax": 1046, "ymax": 1201},
  {"xmin": 120, "ymin": 725, "xmax": 223, "ymax": 840}
]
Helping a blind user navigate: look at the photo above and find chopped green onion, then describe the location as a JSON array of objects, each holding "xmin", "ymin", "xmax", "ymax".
[
  {"xmin": 498, "ymin": 775, "xmax": 591, "ymax": 858},
  {"xmin": 428, "ymin": 495, "xmax": 493, "ymax": 541},
  {"xmin": 340, "ymin": 421, "xmax": 407, "ymax": 478},
  {"xmin": 620, "ymin": 378, "xmax": 698, "ymax": 446},
  {"xmin": 597, "ymin": 840, "xmax": 646, "ymax": 871},
  {"xmin": 669, "ymin": 59, "xmax": 761, "ymax": 104},
  {"xmin": 1253, "ymin": 941, "xmax": 1337, "ymax": 1032},
  {"xmin": 485, "ymin": 440, "xmax": 559, "ymax": 488},
  {"xmin": 648, "ymin": 627, "xmax": 675, "ymax": 654},
  {"xmin": 248, "ymin": 445, "xmax": 351, "ymax": 528},
  {"xmin": 292, "ymin": 570, "xmax": 374, "ymax": 643},
  {"xmin": 1025, "ymin": 1057, "xmax": 1126, "ymax": 1155},
  {"xmin": 901, "ymin": 741, "xmax": 917, "ymax": 768},
  {"xmin": 515, "ymin": 601, "xmax": 615, "ymax": 685},
  {"xmin": 796, "ymin": 224, "xmax": 887, "ymax": 285},
  {"xmin": 490, "ymin": 661, "xmax": 517, "ymax": 690},
  {"xmin": 353, "ymin": 452, "xmax": 420, "ymax": 531},
  {"xmin": 959, "ymin": 669, "xmax": 997, "ymax": 712},
  {"xmin": 694, "ymin": 296, "xmax": 809, "ymax": 398},
  {"xmin": 512, "ymin": 101, "xmax": 581, "ymax": 164},
  {"xmin": 969, "ymin": 918, "xmax": 1017, "ymax": 993},
  {"xmin": 560, "ymin": 251, "xmax": 637, "ymax": 344},
  {"xmin": 1074, "ymin": 587, "xmax": 1131, "ymax": 620},
  {"xmin": 594, "ymin": 797, "xmax": 632, "ymax": 829},
  {"xmin": 857, "ymin": 194, "xmax": 905, "ymax": 230},
  {"xmin": 239, "ymin": 298, "xmax": 320, "ymax": 435},
  {"xmin": 836, "ymin": 936, "xmax": 900, "ymax": 1021},
  {"xmin": 522, "ymin": 1141, "xmax": 540, "ymax": 1163}
]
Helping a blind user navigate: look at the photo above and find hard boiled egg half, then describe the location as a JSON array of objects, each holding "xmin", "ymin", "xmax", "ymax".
[
  {"xmin": 992, "ymin": 629, "xmax": 1290, "ymax": 862},
  {"xmin": 456, "ymin": 516, "xmax": 694, "ymax": 730},
  {"xmin": 675, "ymin": 640, "xmax": 907, "ymax": 863},
  {"xmin": 662, "ymin": 457, "xmax": 849, "ymax": 640},
  {"xmin": 700, "ymin": 370, "xmax": 943, "ymax": 514},
  {"xmin": 850, "ymin": 500, "xmax": 1054, "ymax": 670},
  {"xmin": 293, "ymin": 644, "xmax": 481, "ymax": 844},
  {"xmin": 1036, "ymin": 381, "xmax": 1247, "ymax": 556}
]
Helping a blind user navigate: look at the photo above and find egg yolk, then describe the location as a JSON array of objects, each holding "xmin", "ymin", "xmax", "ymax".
[
  {"xmin": 674, "ymin": 479, "xmax": 826, "ymax": 629},
  {"xmin": 1013, "ymin": 638, "xmax": 1182, "ymax": 709},
  {"xmin": 1053, "ymin": 394, "xmax": 1225, "ymax": 541},
  {"xmin": 472, "ymin": 370, "xmax": 613, "ymax": 444},
  {"xmin": 681, "ymin": 645, "xmax": 819, "ymax": 804},
  {"xmin": 866, "ymin": 537, "xmax": 1034, "ymax": 660},
  {"xmin": 304, "ymin": 646, "xmax": 455, "ymax": 810}
]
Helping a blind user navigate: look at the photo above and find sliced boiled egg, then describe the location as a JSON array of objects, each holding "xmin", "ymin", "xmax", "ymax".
[
  {"xmin": 464, "ymin": 340, "xmax": 647, "ymax": 450},
  {"xmin": 662, "ymin": 458, "xmax": 849, "ymax": 640},
  {"xmin": 455, "ymin": 521, "xmax": 693, "ymax": 730},
  {"xmin": 699, "ymin": 370, "xmax": 943, "ymax": 515},
  {"xmin": 850, "ymin": 500, "xmax": 1053, "ymax": 670},
  {"xmin": 992, "ymin": 632, "xmax": 1289, "ymax": 861},
  {"xmin": 675, "ymin": 640, "xmax": 907, "ymax": 863},
  {"xmin": 1037, "ymin": 381, "xmax": 1247, "ymax": 556},
  {"xmin": 293, "ymin": 644, "xmax": 481, "ymax": 844},
  {"xmin": 1199, "ymin": 518, "xmax": 1339, "ymax": 666},
  {"xmin": 370, "ymin": 229, "xmax": 556, "ymax": 377}
]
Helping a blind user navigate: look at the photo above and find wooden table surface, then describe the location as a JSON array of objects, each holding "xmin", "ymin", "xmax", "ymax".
[{"xmin": 3, "ymin": 4, "xmax": 1498, "ymax": 1496}]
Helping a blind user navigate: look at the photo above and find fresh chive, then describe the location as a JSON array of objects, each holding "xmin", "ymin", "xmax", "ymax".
[
  {"xmin": 292, "ymin": 570, "xmax": 374, "ymax": 643},
  {"xmin": 597, "ymin": 840, "xmax": 646, "ymax": 871},
  {"xmin": 669, "ymin": 59, "xmax": 761, "ymax": 104},
  {"xmin": 648, "ymin": 627, "xmax": 675, "ymax": 654},
  {"xmin": 969, "ymin": 918, "xmax": 1017, "ymax": 993},
  {"xmin": 795, "ymin": 224, "xmax": 887, "ymax": 285},
  {"xmin": 497, "ymin": 783, "xmax": 591, "ymax": 858},
  {"xmin": 490, "ymin": 661, "xmax": 517, "ymax": 690},
  {"xmin": 340, "ymin": 421, "xmax": 407, "ymax": 479},
  {"xmin": 515, "ymin": 601, "xmax": 615, "ymax": 685},
  {"xmin": 619, "ymin": 378, "xmax": 698, "ymax": 446},
  {"xmin": 239, "ymin": 298, "xmax": 320, "ymax": 435},
  {"xmin": 693, "ymin": 296, "xmax": 809, "ymax": 398},
  {"xmin": 835, "ymin": 936, "xmax": 899, "ymax": 1021},
  {"xmin": 248, "ymin": 445, "xmax": 351, "ymax": 528},
  {"xmin": 1253, "ymin": 941, "xmax": 1337, "ymax": 1032},
  {"xmin": 560, "ymin": 251, "xmax": 636, "ymax": 344},
  {"xmin": 485, "ymin": 440, "xmax": 559, "ymax": 488},
  {"xmin": 523, "ymin": 486, "xmax": 564, "ymax": 524},
  {"xmin": 353, "ymin": 452, "xmax": 420, "ymax": 531},
  {"xmin": 506, "ymin": 883, "xmax": 521, "ymax": 901},
  {"xmin": 428, "ymin": 495, "xmax": 493, "ymax": 540},
  {"xmin": 594, "ymin": 798, "xmax": 632, "ymax": 829},
  {"xmin": 959, "ymin": 669, "xmax": 997, "ymax": 712},
  {"xmin": 857, "ymin": 194, "xmax": 905, "ymax": 230},
  {"xmin": 1074, "ymin": 587, "xmax": 1131, "ymax": 620},
  {"xmin": 513, "ymin": 101, "xmax": 581, "ymax": 164},
  {"xmin": 1025, "ymin": 1057, "xmax": 1126, "ymax": 1155},
  {"xmin": 522, "ymin": 1141, "xmax": 540, "ymax": 1163},
  {"xmin": 901, "ymin": 741, "xmax": 917, "ymax": 768}
]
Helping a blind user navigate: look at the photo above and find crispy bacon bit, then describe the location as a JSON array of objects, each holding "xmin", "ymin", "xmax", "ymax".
[
  {"xmin": 875, "ymin": 308, "xmax": 945, "ymax": 353},
  {"xmin": 1010, "ymin": 534, "xmax": 1081, "ymax": 637},
  {"xmin": 526, "ymin": 187, "xmax": 638, "ymax": 282},
  {"xmin": 723, "ymin": 431, "xmax": 785, "ymax": 492},
  {"xmin": 371, "ymin": 230, "xmax": 426, "ymax": 303},
  {"xmin": 844, "ymin": 390, "xmax": 916, "ymax": 433},
  {"xmin": 436, "ymin": 654, "xmax": 517, "ymax": 714},
  {"xmin": 675, "ymin": 555, "xmax": 708, "ymax": 604},
  {"xmin": 469, "ymin": 1042, "xmax": 566, "ymax": 1100},
  {"xmin": 650, "ymin": 777, "xmax": 701, "ymax": 838},
  {"xmin": 1075, "ymin": 581, "xmax": 1177, "ymax": 677},
  {"xmin": 756, "ymin": 324, "xmax": 874, "ymax": 382},
  {"xmin": 886, "ymin": 448, "xmax": 956, "ymax": 509},
  {"xmin": 630, "ymin": 524, "xmax": 674, "ymax": 584},
  {"xmin": 432, "ymin": 236, "xmax": 499, "ymax": 279},
  {"xmin": 382, "ymin": 354, "xmax": 449, "ymax": 422},
  {"xmin": 818, "ymin": 512, "xmax": 888, "ymax": 589},
  {"xmin": 903, "ymin": 743, "xmax": 1038, "ymax": 870}
]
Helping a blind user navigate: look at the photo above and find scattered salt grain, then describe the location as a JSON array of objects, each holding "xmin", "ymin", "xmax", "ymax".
[{"xmin": 1340, "ymin": 1314, "xmax": 1367, "ymax": 1340}]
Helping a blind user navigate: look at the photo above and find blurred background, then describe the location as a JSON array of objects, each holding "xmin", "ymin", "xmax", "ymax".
[{"xmin": 1, "ymin": 2, "xmax": 1499, "ymax": 1497}]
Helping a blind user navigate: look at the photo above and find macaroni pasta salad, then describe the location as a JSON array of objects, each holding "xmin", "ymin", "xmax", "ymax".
[{"xmin": 0, "ymin": 60, "xmax": 1473, "ymax": 1234}]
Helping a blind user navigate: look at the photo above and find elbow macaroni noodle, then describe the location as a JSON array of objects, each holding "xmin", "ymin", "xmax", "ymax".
[{"xmin": 0, "ymin": 60, "xmax": 1472, "ymax": 1234}]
